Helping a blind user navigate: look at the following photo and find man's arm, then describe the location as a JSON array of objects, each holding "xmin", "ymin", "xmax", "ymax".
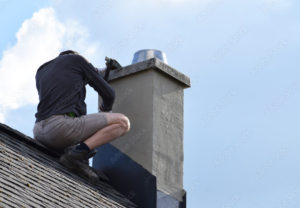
[{"xmin": 74, "ymin": 55, "xmax": 115, "ymax": 112}]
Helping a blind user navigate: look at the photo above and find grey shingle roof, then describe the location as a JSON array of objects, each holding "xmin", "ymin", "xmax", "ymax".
[{"xmin": 0, "ymin": 122, "xmax": 138, "ymax": 208}]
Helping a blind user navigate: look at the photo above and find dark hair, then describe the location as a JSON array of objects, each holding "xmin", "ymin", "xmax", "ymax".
[{"xmin": 59, "ymin": 50, "xmax": 79, "ymax": 56}]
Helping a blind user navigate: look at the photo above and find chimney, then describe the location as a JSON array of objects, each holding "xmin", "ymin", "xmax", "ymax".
[{"xmin": 93, "ymin": 55, "xmax": 190, "ymax": 208}]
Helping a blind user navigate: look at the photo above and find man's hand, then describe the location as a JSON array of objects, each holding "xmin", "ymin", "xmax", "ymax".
[{"xmin": 98, "ymin": 106, "xmax": 112, "ymax": 113}]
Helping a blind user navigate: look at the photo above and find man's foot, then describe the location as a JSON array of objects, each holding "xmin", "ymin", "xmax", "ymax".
[{"xmin": 59, "ymin": 148, "xmax": 99, "ymax": 184}]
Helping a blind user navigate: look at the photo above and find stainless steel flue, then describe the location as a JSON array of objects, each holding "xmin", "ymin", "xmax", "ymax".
[{"xmin": 132, "ymin": 49, "xmax": 168, "ymax": 64}]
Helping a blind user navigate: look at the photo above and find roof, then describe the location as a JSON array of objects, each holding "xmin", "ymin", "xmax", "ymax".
[{"xmin": 0, "ymin": 122, "xmax": 138, "ymax": 208}]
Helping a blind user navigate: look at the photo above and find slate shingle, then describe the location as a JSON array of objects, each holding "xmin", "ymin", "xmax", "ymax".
[{"xmin": 0, "ymin": 123, "xmax": 138, "ymax": 208}]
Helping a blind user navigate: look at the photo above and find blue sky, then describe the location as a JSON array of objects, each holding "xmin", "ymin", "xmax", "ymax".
[{"xmin": 0, "ymin": 0, "xmax": 299, "ymax": 207}]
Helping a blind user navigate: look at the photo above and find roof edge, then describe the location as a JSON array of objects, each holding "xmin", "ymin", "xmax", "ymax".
[{"xmin": 0, "ymin": 122, "xmax": 60, "ymax": 158}]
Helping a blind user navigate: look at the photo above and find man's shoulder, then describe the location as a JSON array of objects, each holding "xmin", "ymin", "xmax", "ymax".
[
  {"xmin": 36, "ymin": 58, "xmax": 57, "ymax": 75},
  {"xmin": 69, "ymin": 54, "xmax": 97, "ymax": 72}
]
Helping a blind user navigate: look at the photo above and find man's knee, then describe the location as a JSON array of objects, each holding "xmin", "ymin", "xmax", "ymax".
[
  {"xmin": 120, "ymin": 115, "xmax": 130, "ymax": 133},
  {"xmin": 106, "ymin": 112, "xmax": 130, "ymax": 133}
]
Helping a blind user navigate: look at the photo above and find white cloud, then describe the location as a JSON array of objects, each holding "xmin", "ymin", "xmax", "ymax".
[{"xmin": 0, "ymin": 7, "xmax": 100, "ymax": 123}]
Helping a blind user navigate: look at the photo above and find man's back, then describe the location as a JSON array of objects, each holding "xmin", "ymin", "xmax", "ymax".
[{"xmin": 35, "ymin": 54, "xmax": 115, "ymax": 123}]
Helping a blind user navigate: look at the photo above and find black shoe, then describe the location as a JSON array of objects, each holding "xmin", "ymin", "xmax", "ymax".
[{"xmin": 59, "ymin": 148, "xmax": 99, "ymax": 184}]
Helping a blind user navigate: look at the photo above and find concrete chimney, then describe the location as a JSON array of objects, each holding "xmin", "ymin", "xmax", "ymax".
[{"xmin": 93, "ymin": 57, "xmax": 190, "ymax": 208}]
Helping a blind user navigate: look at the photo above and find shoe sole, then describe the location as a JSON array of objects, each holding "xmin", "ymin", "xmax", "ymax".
[
  {"xmin": 59, "ymin": 155, "xmax": 76, "ymax": 170},
  {"xmin": 59, "ymin": 155, "xmax": 99, "ymax": 184},
  {"xmin": 76, "ymin": 168, "xmax": 99, "ymax": 184}
]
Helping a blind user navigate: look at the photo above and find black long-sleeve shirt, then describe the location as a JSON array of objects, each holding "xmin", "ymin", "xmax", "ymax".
[{"xmin": 34, "ymin": 54, "xmax": 115, "ymax": 123}]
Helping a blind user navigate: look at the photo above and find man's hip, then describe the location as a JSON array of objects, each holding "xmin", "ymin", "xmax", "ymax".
[{"xmin": 33, "ymin": 113, "xmax": 108, "ymax": 151}]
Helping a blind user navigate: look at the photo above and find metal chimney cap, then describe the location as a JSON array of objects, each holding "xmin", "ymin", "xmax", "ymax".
[
  {"xmin": 134, "ymin": 49, "xmax": 163, "ymax": 53},
  {"xmin": 132, "ymin": 49, "xmax": 168, "ymax": 64}
]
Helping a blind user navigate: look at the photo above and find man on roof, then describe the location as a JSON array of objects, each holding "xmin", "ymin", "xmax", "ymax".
[{"xmin": 33, "ymin": 50, "xmax": 130, "ymax": 184}]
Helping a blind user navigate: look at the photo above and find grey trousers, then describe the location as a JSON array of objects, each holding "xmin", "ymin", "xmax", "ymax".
[{"xmin": 33, "ymin": 113, "xmax": 108, "ymax": 151}]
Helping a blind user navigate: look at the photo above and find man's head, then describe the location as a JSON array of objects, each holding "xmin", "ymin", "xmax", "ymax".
[{"xmin": 59, "ymin": 50, "xmax": 79, "ymax": 57}]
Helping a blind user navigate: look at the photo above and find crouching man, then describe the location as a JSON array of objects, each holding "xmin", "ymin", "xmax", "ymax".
[{"xmin": 33, "ymin": 50, "xmax": 130, "ymax": 184}]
